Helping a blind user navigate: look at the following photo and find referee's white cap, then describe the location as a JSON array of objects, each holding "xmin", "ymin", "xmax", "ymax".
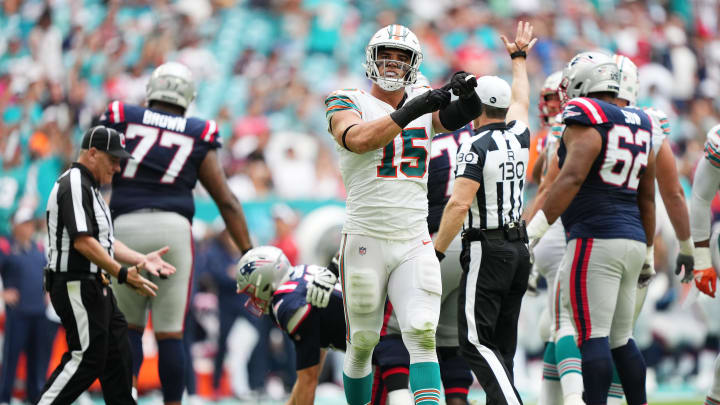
[{"xmin": 475, "ymin": 76, "xmax": 511, "ymax": 109}]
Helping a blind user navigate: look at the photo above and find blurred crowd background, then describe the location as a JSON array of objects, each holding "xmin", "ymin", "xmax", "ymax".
[{"xmin": 1, "ymin": 0, "xmax": 720, "ymax": 403}]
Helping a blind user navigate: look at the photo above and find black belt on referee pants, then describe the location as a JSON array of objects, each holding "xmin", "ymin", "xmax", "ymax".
[
  {"xmin": 462, "ymin": 221, "xmax": 529, "ymax": 243},
  {"xmin": 44, "ymin": 269, "xmax": 110, "ymax": 292}
]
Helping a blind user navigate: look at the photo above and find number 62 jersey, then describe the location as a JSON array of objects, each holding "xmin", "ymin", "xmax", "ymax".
[
  {"xmin": 99, "ymin": 101, "xmax": 222, "ymax": 222},
  {"xmin": 558, "ymin": 97, "xmax": 653, "ymax": 243},
  {"xmin": 325, "ymin": 86, "xmax": 435, "ymax": 240}
]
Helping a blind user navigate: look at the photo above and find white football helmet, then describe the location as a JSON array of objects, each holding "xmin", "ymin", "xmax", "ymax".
[
  {"xmin": 539, "ymin": 70, "xmax": 563, "ymax": 124},
  {"xmin": 236, "ymin": 246, "xmax": 291, "ymax": 316},
  {"xmin": 560, "ymin": 51, "xmax": 620, "ymax": 104},
  {"xmin": 146, "ymin": 62, "xmax": 196, "ymax": 110},
  {"xmin": 614, "ymin": 54, "xmax": 638, "ymax": 105},
  {"xmin": 364, "ymin": 24, "xmax": 423, "ymax": 91}
]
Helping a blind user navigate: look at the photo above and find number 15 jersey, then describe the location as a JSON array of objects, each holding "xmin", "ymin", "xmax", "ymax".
[
  {"xmin": 100, "ymin": 101, "xmax": 222, "ymax": 222},
  {"xmin": 325, "ymin": 86, "xmax": 434, "ymax": 240},
  {"xmin": 558, "ymin": 97, "xmax": 653, "ymax": 243}
]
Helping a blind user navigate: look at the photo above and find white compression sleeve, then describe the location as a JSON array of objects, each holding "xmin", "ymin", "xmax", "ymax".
[{"xmin": 691, "ymin": 158, "xmax": 720, "ymax": 242}]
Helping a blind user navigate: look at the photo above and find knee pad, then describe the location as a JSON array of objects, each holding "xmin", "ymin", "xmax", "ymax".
[
  {"xmin": 347, "ymin": 269, "xmax": 381, "ymax": 314},
  {"xmin": 402, "ymin": 327, "xmax": 437, "ymax": 363},
  {"xmin": 350, "ymin": 330, "xmax": 380, "ymax": 352}
]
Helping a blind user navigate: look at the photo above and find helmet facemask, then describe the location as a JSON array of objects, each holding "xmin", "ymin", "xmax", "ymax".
[
  {"xmin": 539, "ymin": 71, "xmax": 563, "ymax": 125},
  {"xmin": 364, "ymin": 25, "xmax": 423, "ymax": 92},
  {"xmin": 366, "ymin": 45, "xmax": 419, "ymax": 91},
  {"xmin": 235, "ymin": 246, "xmax": 290, "ymax": 317}
]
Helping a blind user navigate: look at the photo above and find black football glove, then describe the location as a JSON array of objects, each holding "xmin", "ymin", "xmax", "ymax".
[
  {"xmin": 390, "ymin": 88, "xmax": 451, "ymax": 128},
  {"xmin": 675, "ymin": 253, "xmax": 695, "ymax": 283},
  {"xmin": 449, "ymin": 71, "xmax": 478, "ymax": 99}
]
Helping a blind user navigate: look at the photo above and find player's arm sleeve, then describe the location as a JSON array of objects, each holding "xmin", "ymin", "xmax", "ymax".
[
  {"xmin": 98, "ymin": 101, "xmax": 126, "ymax": 130},
  {"xmin": 455, "ymin": 139, "xmax": 486, "ymax": 183},
  {"xmin": 57, "ymin": 177, "xmax": 95, "ymax": 240},
  {"xmin": 562, "ymin": 98, "xmax": 609, "ymax": 127},
  {"xmin": 691, "ymin": 157, "xmax": 720, "ymax": 242},
  {"xmin": 325, "ymin": 90, "xmax": 362, "ymax": 133},
  {"xmin": 198, "ymin": 119, "xmax": 223, "ymax": 150}
]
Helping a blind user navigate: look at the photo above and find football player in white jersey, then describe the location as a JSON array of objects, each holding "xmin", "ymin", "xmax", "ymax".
[
  {"xmin": 324, "ymin": 24, "xmax": 482, "ymax": 405},
  {"xmin": 691, "ymin": 123, "xmax": 720, "ymax": 404}
]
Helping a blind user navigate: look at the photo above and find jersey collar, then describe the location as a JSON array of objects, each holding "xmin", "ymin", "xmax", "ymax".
[
  {"xmin": 72, "ymin": 162, "xmax": 99, "ymax": 188},
  {"xmin": 474, "ymin": 121, "xmax": 508, "ymax": 134}
]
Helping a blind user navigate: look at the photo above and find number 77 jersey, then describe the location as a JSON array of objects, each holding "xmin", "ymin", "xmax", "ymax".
[
  {"xmin": 558, "ymin": 97, "xmax": 653, "ymax": 243},
  {"xmin": 325, "ymin": 86, "xmax": 434, "ymax": 240},
  {"xmin": 99, "ymin": 101, "xmax": 222, "ymax": 222}
]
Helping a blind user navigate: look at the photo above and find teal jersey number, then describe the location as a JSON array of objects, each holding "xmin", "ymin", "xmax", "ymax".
[{"xmin": 376, "ymin": 128, "xmax": 429, "ymax": 178}]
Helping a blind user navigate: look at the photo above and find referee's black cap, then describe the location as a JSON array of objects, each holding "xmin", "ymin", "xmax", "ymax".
[{"xmin": 81, "ymin": 126, "xmax": 132, "ymax": 159}]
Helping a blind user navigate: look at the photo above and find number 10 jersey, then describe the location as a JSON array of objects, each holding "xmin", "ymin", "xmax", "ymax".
[
  {"xmin": 558, "ymin": 97, "xmax": 653, "ymax": 243},
  {"xmin": 325, "ymin": 86, "xmax": 435, "ymax": 240},
  {"xmin": 100, "ymin": 101, "xmax": 222, "ymax": 222}
]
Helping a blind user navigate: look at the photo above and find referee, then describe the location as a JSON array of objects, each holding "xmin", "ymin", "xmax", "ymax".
[
  {"xmin": 434, "ymin": 22, "xmax": 535, "ymax": 405},
  {"xmin": 38, "ymin": 126, "xmax": 175, "ymax": 405}
]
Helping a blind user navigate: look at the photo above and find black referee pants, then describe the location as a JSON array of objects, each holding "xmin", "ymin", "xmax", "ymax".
[
  {"xmin": 457, "ymin": 234, "xmax": 530, "ymax": 405},
  {"xmin": 37, "ymin": 278, "xmax": 135, "ymax": 405}
]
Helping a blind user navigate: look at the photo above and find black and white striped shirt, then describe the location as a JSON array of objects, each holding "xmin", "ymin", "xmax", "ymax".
[
  {"xmin": 455, "ymin": 120, "xmax": 531, "ymax": 230},
  {"xmin": 46, "ymin": 163, "xmax": 114, "ymax": 274}
]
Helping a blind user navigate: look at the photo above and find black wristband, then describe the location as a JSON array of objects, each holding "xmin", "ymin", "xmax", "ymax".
[
  {"xmin": 389, "ymin": 107, "xmax": 415, "ymax": 129},
  {"xmin": 118, "ymin": 266, "xmax": 128, "ymax": 284},
  {"xmin": 435, "ymin": 249, "xmax": 445, "ymax": 262},
  {"xmin": 439, "ymin": 93, "xmax": 482, "ymax": 131},
  {"xmin": 510, "ymin": 50, "xmax": 527, "ymax": 59},
  {"xmin": 342, "ymin": 124, "xmax": 357, "ymax": 152}
]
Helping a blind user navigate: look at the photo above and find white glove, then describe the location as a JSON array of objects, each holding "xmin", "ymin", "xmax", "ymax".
[
  {"xmin": 527, "ymin": 210, "xmax": 551, "ymax": 264},
  {"xmin": 306, "ymin": 267, "xmax": 337, "ymax": 308},
  {"xmin": 638, "ymin": 245, "xmax": 655, "ymax": 289}
]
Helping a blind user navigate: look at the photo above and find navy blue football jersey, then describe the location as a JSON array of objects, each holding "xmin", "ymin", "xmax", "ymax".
[
  {"xmin": 270, "ymin": 265, "xmax": 346, "ymax": 370},
  {"xmin": 558, "ymin": 97, "xmax": 652, "ymax": 243},
  {"xmin": 99, "ymin": 101, "xmax": 222, "ymax": 222},
  {"xmin": 427, "ymin": 124, "xmax": 473, "ymax": 234}
]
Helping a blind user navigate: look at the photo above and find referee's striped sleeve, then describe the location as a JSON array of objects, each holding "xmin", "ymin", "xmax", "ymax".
[{"xmin": 57, "ymin": 169, "xmax": 95, "ymax": 240}]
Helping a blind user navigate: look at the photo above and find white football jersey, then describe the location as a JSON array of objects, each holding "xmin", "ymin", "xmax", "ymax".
[
  {"xmin": 642, "ymin": 106, "xmax": 670, "ymax": 156},
  {"xmin": 705, "ymin": 123, "xmax": 720, "ymax": 168},
  {"xmin": 325, "ymin": 85, "xmax": 435, "ymax": 240}
]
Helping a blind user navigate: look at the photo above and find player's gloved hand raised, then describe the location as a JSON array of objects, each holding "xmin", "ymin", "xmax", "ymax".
[
  {"xmin": 448, "ymin": 71, "xmax": 478, "ymax": 99},
  {"xmin": 390, "ymin": 88, "xmax": 451, "ymax": 129},
  {"xmin": 694, "ymin": 247, "xmax": 717, "ymax": 298},
  {"xmin": 675, "ymin": 239, "xmax": 694, "ymax": 283},
  {"xmin": 306, "ymin": 267, "xmax": 337, "ymax": 308},
  {"xmin": 638, "ymin": 246, "xmax": 655, "ymax": 289}
]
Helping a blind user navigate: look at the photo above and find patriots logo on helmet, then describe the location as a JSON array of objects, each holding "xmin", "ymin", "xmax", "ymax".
[{"xmin": 239, "ymin": 261, "xmax": 256, "ymax": 277}]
